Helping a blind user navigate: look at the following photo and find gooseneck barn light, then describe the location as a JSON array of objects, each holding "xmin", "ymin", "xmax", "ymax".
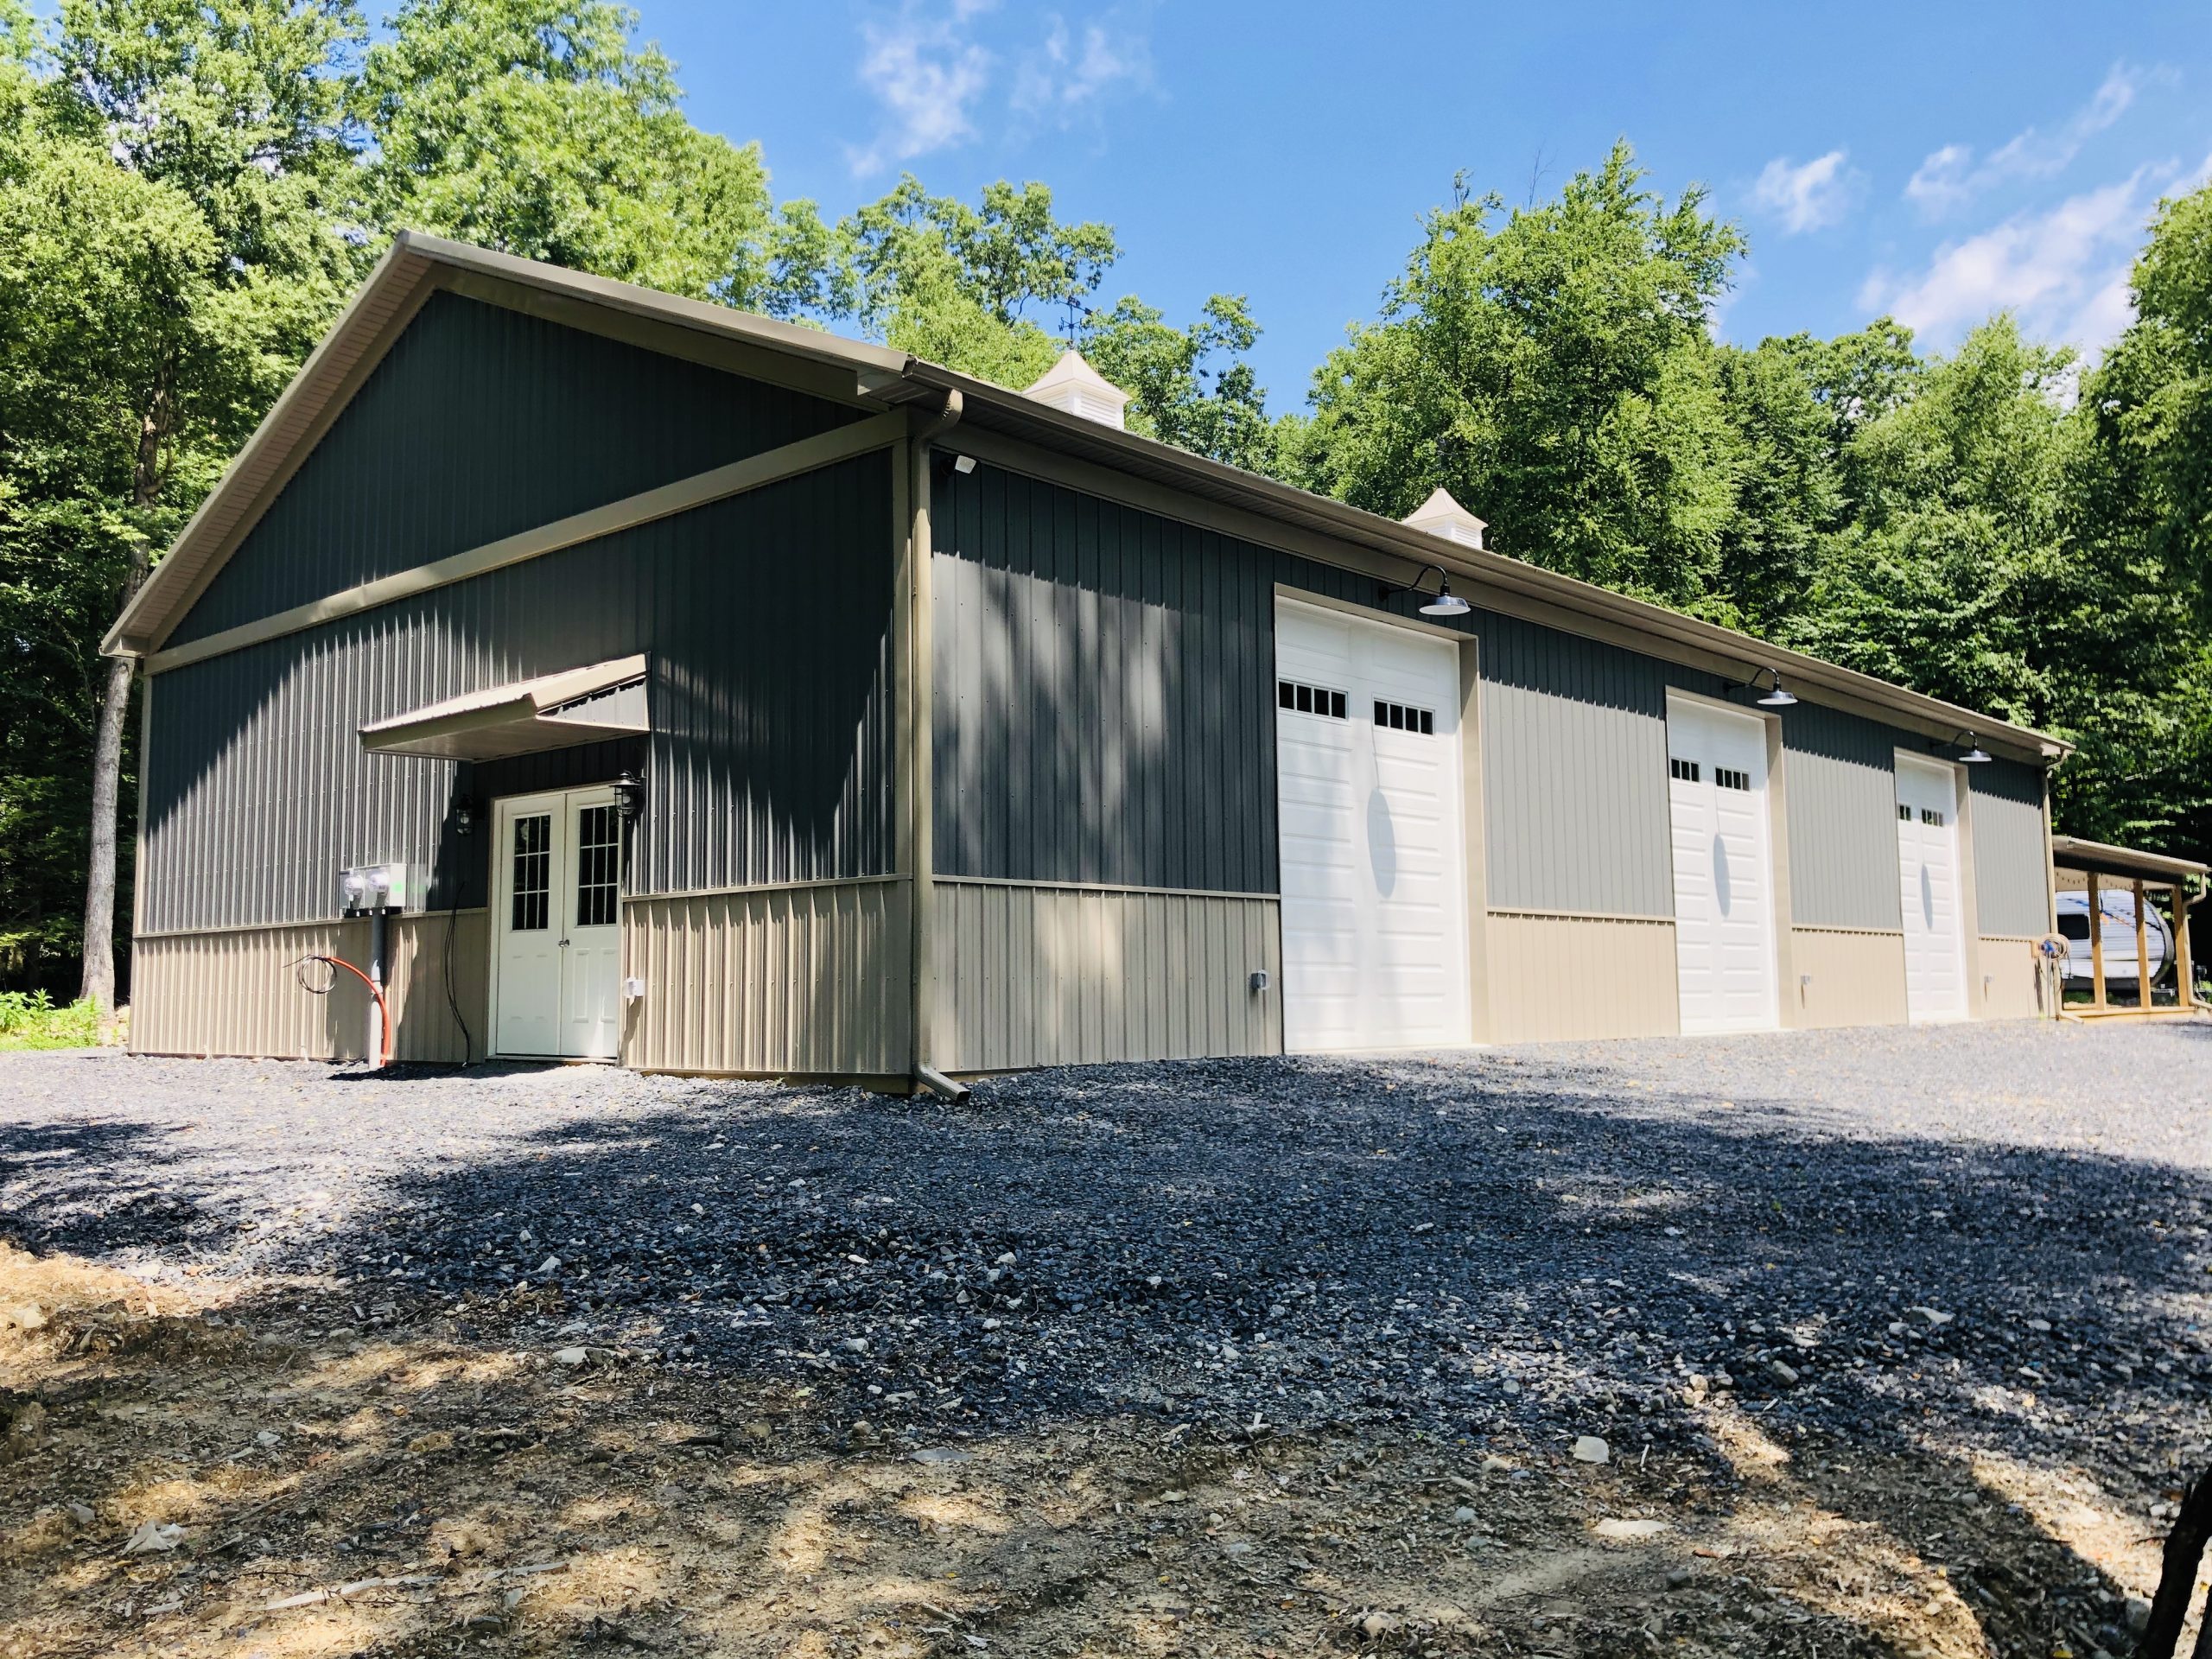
[
  {"xmin": 1377, "ymin": 563, "xmax": 1471, "ymax": 618},
  {"xmin": 1728, "ymin": 665, "xmax": 1798, "ymax": 707},
  {"xmin": 1954, "ymin": 734, "xmax": 1993, "ymax": 764}
]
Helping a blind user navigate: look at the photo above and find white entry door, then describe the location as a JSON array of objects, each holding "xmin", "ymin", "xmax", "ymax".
[
  {"xmin": 1274, "ymin": 599, "xmax": 1470, "ymax": 1052},
  {"xmin": 1895, "ymin": 754, "xmax": 1968, "ymax": 1022},
  {"xmin": 1667, "ymin": 698, "xmax": 1780, "ymax": 1033},
  {"xmin": 492, "ymin": 787, "xmax": 622, "ymax": 1060}
]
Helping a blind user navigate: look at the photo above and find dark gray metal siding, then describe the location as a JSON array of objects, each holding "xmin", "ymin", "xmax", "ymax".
[
  {"xmin": 1783, "ymin": 702, "xmax": 1906, "ymax": 931},
  {"xmin": 168, "ymin": 292, "xmax": 862, "ymax": 646},
  {"xmin": 1478, "ymin": 613, "xmax": 1684, "ymax": 917},
  {"xmin": 1970, "ymin": 758, "xmax": 2050, "ymax": 936},
  {"xmin": 932, "ymin": 467, "xmax": 1276, "ymax": 892},
  {"xmin": 932, "ymin": 459, "xmax": 2020, "ymax": 936},
  {"xmin": 933, "ymin": 463, "xmax": 1714, "ymax": 915},
  {"xmin": 142, "ymin": 454, "xmax": 895, "ymax": 934}
]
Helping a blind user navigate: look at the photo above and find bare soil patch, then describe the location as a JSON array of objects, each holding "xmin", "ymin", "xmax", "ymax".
[{"xmin": 0, "ymin": 1243, "xmax": 2196, "ymax": 1658}]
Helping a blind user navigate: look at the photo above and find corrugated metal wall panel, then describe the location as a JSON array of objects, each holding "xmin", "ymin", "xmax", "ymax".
[
  {"xmin": 623, "ymin": 880, "xmax": 910, "ymax": 1077},
  {"xmin": 169, "ymin": 293, "xmax": 862, "ymax": 645},
  {"xmin": 1969, "ymin": 758, "xmax": 2051, "ymax": 938},
  {"xmin": 384, "ymin": 911, "xmax": 490, "ymax": 1063},
  {"xmin": 1789, "ymin": 927, "xmax": 1908, "ymax": 1027},
  {"xmin": 937, "ymin": 461, "xmax": 2012, "ymax": 931},
  {"xmin": 142, "ymin": 454, "xmax": 895, "ymax": 933},
  {"xmin": 130, "ymin": 911, "xmax": 484, "ymax": 1062},
  {"xmin": 1976, "ymin": 936, "xmax": 2044, "ymax": 1018},
  {"xmin": 935, "ymin": 880, "xmax": 1281, "ymax": 1071},
  {"xmin": 1478, "ymin": 613, "xmax": 1679, "ymax": 917},
  {"xmin": 933, "ymin": 467, "xmax": 1276, "ymax": 891},
  {"xmin": 1485, "ymin": 912, "xmax": 1680, "ymax": 1041},
  {"xmin": 1782, "ymin": 702, "xmax": 1905, "ymax": 931}
]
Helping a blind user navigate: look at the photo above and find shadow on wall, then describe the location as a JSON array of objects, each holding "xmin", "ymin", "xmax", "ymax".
[
  {"xmin": 139, "ymin": 459, "xmax": 899, "ymax": 941},
  {"xmin": 932, "ymin": 476, "xmax": 1274, "ymax": 892}
]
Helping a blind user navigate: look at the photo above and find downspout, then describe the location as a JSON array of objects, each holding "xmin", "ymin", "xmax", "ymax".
[{"xmin": 907, "ymin": 388, "xmax": 966, "ymax": 1101}]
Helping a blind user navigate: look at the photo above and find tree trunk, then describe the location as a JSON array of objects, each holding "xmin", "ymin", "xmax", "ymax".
[
  {"xmin": 2139, "ymin": 1461, "xmax": 2212, "ymax": 1659},
  {"xmin": 79, "ymin": 390, "xmax": 166, "ymax": 1035}
]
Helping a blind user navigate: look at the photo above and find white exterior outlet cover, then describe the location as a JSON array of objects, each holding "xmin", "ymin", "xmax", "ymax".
[{"xmin": 622, "ymin": 976, "xmax": 645, "ymax": 1001}]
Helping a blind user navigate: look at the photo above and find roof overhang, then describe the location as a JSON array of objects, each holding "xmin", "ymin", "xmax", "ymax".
[
  {"xmin": 110, "ymin": 231, "xmax": 2070, "ymax": 767},
  {"xmin": 893, "ymin": 361, "xmax": 2069, "ymax": 765},
  {"xmin": 2050, "ymin": 835, "xmax": 2209, "ymax": 886},
  {"xmin": 360, "ymin": 655, "xmax": 647, "ymax": 762}
]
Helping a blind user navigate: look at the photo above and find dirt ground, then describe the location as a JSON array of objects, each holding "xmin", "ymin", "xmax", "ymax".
[{"xmin": 0, "ymin": 1243, "xmax": 2197, "ymax": 1659}]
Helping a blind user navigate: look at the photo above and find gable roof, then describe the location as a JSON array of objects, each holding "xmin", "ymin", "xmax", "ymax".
[{"xmin": 105, "ymin": 230, "xmax": 2067, "ymax": 764}]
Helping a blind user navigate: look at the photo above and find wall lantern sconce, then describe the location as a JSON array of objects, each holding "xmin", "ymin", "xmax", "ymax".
[
  {"xmin": 1377, "ymin": 562, "xmax": 1471, "ymax": 618},
  {"xmin": 613, "ymin": 770, "xmax": 646, "ymax": 820},
  {"xmin": 454, "ymin": 798, "xmax": 478, "ymax": 836}
]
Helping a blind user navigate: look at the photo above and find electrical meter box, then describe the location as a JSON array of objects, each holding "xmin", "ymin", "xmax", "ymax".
[{"xmin": 338, "ymin": 863, "xmax": 416, "ymax": 915}]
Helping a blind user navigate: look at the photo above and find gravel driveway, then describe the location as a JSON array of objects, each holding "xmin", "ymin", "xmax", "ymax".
[{"xmin": 3, "ymin": 1020, "xmax": 2208, "ymax": 1492}]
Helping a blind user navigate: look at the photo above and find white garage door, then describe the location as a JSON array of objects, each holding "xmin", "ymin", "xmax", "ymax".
[
  {"xmin": 1667, "ymin": 698, "xmax": 1780, "ymax": 1033},
  {"xmin": 1895, "ymin": 754, "xmax": 1968, "ymax": 1022},
  {"xmin": 1274, "ymin": 599, "xmax": 1470, "ymax": 1052}
]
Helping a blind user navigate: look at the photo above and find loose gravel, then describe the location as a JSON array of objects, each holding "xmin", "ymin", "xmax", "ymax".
[{"xmin": 2, "ymin": 1020, "xmax": 2208, "ymax": 1491}]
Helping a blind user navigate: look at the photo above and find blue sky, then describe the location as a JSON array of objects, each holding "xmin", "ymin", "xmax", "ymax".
[{"xmin": 644, "ymin": 3, "xmax": 2206, "ymax": 410}]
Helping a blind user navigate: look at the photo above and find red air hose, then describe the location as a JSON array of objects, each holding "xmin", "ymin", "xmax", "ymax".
[{"xmin": 291, "ymin": 954, "xmax": 394, "ymax": 1067}]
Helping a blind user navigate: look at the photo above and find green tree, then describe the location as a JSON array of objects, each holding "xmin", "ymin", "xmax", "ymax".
[
  {"xmin": 1084, "ymin": 293, "xmax": 1274, "ymax": 473},
  {"xmin": 2089, "ymin": 181, "xmax": 2212, "ymax": 614},
  {"xmin": 2, "ymin": 0, "xmax": 362, "ymax": 1014},
  {"xmin": 1285, "ymin": 144, "xmax": 1748, "ymax": 609},
  {"xmin": 359, "ymin": 0, "xmax": 827, "ymax": 309},
  {"xmin": 1783, "ymin": 318, "xmax": 2076, "ymax": 723},
  {"xmin": 832, "ymin": 175, "xmax": 1273, "ymax": 467},
  {"xmin": 2063, "ymin": 179, "xmax": 2212, "ymax": 855}
]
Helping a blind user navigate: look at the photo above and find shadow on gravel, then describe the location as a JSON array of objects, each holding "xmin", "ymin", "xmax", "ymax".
[
  {"xmin": 3, "ymin": 1046, "xmax": 2205, "ymax": 1655},
  {"xmin": 16, "ymin": 1052, "xmax": 2199, "ymax": 1467},
  {"xmin": 0, "ymin": 1115, "xmax": 239, "ymax": 1257}
]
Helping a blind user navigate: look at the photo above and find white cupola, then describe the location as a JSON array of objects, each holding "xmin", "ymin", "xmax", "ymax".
[
  {"xmin": 1402, "ymin": 486, "xmax": 1487, "ymax": 550},
  {"xmin": 1024, "ymin": 350, "xmax": 1130, "ymax": 430}
]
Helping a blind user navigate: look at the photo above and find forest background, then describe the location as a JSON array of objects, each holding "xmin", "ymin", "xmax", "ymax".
[{"xmin": 3, "ymin": 0, "xmax": 2207, "ymax": 1002}]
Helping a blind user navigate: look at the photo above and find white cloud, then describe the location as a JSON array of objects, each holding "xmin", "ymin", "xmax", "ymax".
[
  {"xmin": 846, "ymin": 2, "xmax": 1156, "ymax": 175},
  {"xmin": 847, "ymin": 0, "xmax": 999, "ymax": 176},
  {"xmin": 1860, "ymin": 153, "xmax": 2210, "ymax": 353},
  {"xmin": 1904, "ymin": 64, "xmax": 2140, "ymax": 216},
  {"xmin": 1749, "ymin": 149, "xmax": 1854, "ymax": 234},
  {"xmin": 1012, "ymin": 11, "xmax": 1154, "ymax": 119}
]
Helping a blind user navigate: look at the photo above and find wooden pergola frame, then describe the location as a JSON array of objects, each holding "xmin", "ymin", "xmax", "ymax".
[{"xmin": 2051, "ymin": 836, "xmax": 2208, "ymax": 1020}]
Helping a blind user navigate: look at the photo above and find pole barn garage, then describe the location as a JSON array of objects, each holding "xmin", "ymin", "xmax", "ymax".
[{"xmin": 104, "ymin": 233, "xmax": 2069, "ymax": 1089}]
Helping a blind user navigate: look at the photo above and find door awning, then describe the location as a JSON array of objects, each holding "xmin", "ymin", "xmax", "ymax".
[{"xmin": 360, "ymin": 655, "xmax": 648, "ymax": 761}]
